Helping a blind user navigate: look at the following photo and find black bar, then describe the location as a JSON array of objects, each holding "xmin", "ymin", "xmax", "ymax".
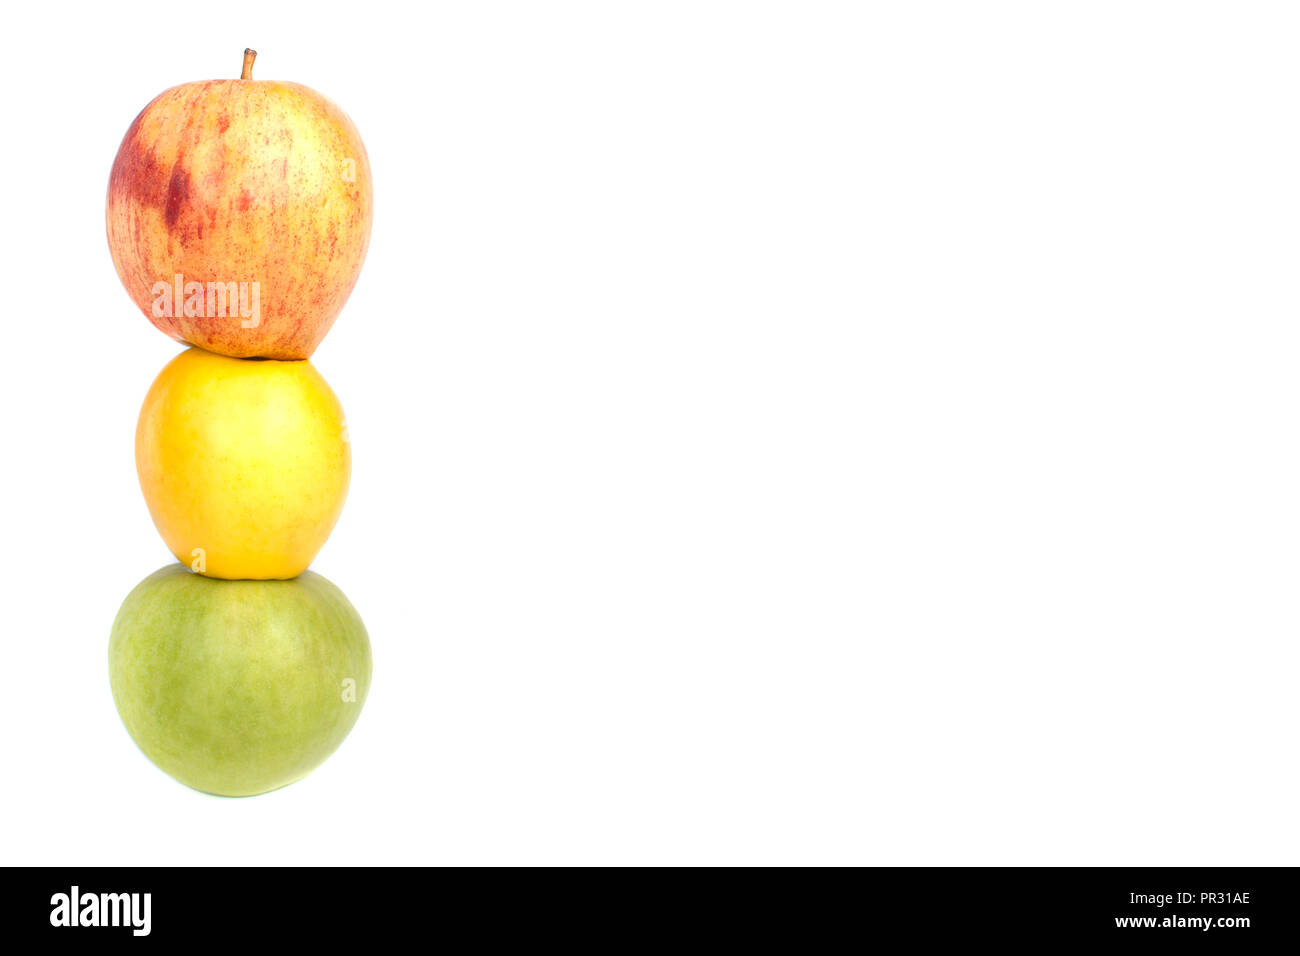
[{"xmin": 6, "ymin": 867, "xmax": 1296, "ymax": 944}]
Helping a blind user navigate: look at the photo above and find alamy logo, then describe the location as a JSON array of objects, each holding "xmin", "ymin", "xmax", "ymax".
[
  {"xmin": 152, "ymin": 273, "xmax": 261, "ymax": 328},
  {"xmin": 49, "ymin": 886, "xmax": 151, "ymax": 936}
]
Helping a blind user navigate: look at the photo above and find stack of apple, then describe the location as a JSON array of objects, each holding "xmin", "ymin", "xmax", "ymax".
[{"xmin": 105, "ymin": 51, "xmax": 374, "ymax": 796}]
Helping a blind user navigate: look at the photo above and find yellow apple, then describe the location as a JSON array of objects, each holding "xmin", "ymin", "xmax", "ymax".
[
  {"xmin": 136, "ymin": 347, "xmax": 350, "ymax": 580},
  {"xmin": 107, "ymin": 49, "xmax": 373, "ymax": 359}
]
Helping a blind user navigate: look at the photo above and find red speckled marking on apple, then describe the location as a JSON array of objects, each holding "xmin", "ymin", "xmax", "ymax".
[{"xmin": 163, "ymin": 162, "xmax": 190, "ymax": 230}]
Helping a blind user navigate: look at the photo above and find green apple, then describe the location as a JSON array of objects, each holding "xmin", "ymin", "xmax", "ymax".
[{"xmin": 109, "ymin": 564, "xmax": 372, "ymax": 796}]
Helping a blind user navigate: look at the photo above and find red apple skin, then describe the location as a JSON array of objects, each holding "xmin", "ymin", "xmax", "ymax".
[{"xmin": 106, "ymin": 67, "xmax": 373, "ymax": 359}]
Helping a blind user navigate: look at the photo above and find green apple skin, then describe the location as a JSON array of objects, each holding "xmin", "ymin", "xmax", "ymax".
[{"xmin": 109, "ymin": 565, "xmax": 372, "ymax": 796}]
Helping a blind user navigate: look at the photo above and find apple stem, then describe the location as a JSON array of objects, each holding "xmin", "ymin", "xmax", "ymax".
[{"xmin": 241, "ymin": 49, "xmax": 257, "ymax": 80}]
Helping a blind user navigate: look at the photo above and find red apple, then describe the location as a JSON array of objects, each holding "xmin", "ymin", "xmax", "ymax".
[{"xmin": 107, "ymin": 50, "xmax": 373, "ymax": 359}]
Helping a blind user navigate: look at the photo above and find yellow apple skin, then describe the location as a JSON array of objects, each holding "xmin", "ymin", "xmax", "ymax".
[
  {"xmin": 106, "ymin": 55, "xmax": 373, "ymax": 359},
  {"xmin": 136, "ymin": 348, "xmax": 351, "ymax": 580}
]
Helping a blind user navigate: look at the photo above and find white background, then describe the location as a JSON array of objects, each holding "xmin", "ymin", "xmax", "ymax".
[{"xmin": 1, "ymin": 1, "xmax": 1296, "ymax": 865}]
